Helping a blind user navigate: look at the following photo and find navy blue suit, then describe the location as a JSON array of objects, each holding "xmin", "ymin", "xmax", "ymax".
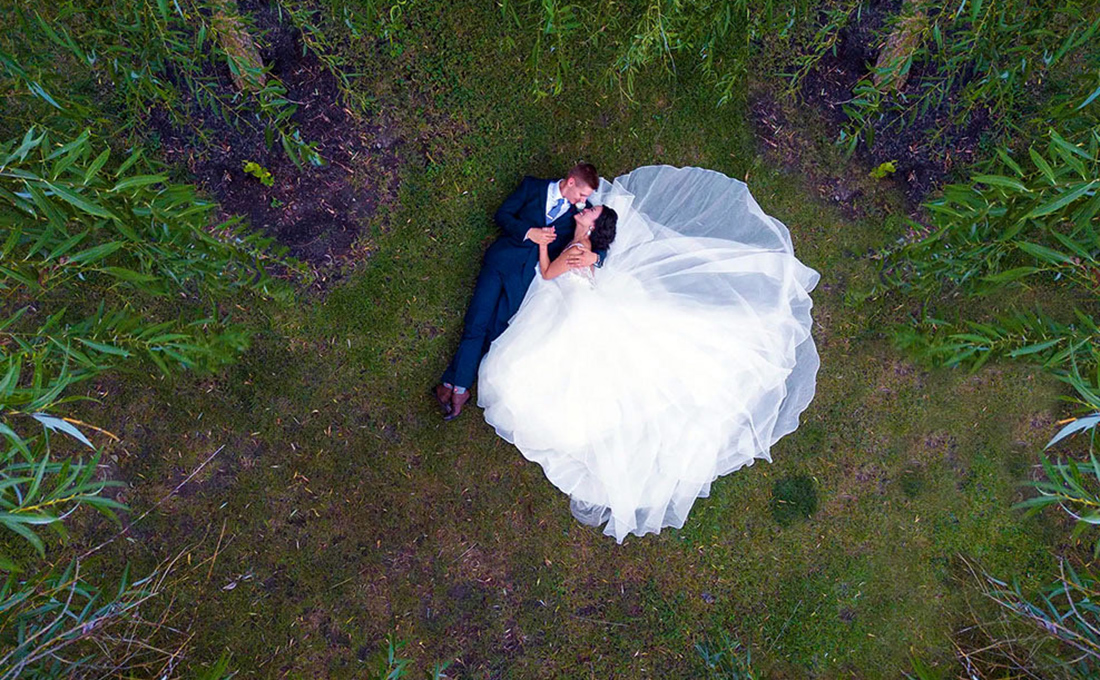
[{"xmin": 442, "ymin": 177, "xmax": 606, "ymax": 388}]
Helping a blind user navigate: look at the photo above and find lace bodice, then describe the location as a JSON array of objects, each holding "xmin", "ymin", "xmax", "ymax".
[
  {"xmin": 561, "ymin": 264, "xmax": 596, "ymax": 287},
  {"xmin": 559, "ymin": 242, "xmax": 596, "ymax": 288}
]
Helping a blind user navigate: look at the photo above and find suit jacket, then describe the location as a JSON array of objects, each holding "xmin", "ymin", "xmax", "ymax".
[{"xmin": 481, "ymin": 176, "xmax": 607, "ymax": 338}]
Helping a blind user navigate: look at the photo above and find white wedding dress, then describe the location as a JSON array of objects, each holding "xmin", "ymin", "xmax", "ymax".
[{"xmin": 477, "ymin": 165, "xmax": 820, "ymax": 543}]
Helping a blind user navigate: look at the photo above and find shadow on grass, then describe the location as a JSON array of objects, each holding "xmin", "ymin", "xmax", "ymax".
[{"xmin": 770, "ymin": 475, "xmax": 818, "ymax": 527}]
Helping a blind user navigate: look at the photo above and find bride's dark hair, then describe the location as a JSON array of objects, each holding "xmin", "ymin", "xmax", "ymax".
[{"xmin": 590, "ymin": 206, "xmax": 618, "ymax": 252}]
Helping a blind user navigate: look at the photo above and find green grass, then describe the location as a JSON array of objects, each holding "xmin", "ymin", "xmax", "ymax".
[
  {"xmin": 52, "ymin": 1, "xmax": 1073, "ymax": 677},
  {"xmin": 771, "ymin": 475, "xmax": 818, "ymax": 527}
]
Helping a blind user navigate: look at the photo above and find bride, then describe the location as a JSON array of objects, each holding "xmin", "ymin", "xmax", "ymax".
[{"xmin": 477, "ymin": 165, "xmax": 820, "ymax": 543}]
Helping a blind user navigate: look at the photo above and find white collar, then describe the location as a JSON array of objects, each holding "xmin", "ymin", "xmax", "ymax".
[{"xmin": 548, "ymin": 179, "xmax": 564, "ymax": 203}]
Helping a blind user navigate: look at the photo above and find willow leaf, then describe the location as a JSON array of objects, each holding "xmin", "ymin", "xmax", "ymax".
[
  {"xmin": 43, "ymin": 181, "xmax": 116, "ymax": 219},
  {"xmin": 1027, "ymin": 181, "xmax": 1098, "ymax": 218}
]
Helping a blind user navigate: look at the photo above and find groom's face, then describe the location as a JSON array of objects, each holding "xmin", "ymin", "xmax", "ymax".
[{"xmin": 562, "ymin": 177, "xmax": 594, "ymax": 206}]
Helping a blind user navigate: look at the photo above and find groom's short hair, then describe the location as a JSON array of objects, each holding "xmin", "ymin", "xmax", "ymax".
[{"xmin": 567, "ymin": 163, "xmax": 599, "ymax": 190}]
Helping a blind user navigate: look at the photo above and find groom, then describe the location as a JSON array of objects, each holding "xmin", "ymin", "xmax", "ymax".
[{"xmin": 434, "ymin": 163, "xmax": 605, "ymax": 420}]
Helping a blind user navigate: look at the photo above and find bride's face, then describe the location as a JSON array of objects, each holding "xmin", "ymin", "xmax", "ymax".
[{"xmin": 575, "ymin": 205, "xmax": 603, "ymax": 234}]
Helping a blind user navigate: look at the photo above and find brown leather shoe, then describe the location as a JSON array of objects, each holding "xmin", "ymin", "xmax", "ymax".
[
  {"xmin": 443, "ymin": 389, "xmax": 471, "ymax": 421},
  {"xmin": 433, "ymin": 384, "xmax": 453, "ymax": 415}
]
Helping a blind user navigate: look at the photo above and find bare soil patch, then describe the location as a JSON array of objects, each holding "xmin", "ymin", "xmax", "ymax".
[
  {"xmin": 149, "ymin": 0, "xmax": 401, "ymax": 269},
  {"xmin": 756, "ymin": 0, "xmax": 992, "ymax": 207}
]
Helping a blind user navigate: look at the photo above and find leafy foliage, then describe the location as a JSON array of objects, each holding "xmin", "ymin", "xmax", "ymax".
[
  {"xmin": 371, "ymin": 636, "xmax": 451, "ymax": 680},
  {"xmin": 696, "ymin": 634, "xmax": 757, "ymax": 679},
  {"xmin": 0, "ymin": 125, "xmax": 297, "ymax": 560},
  {"xmin": 869, "ymin": 160, "xmax": 896, "ymax": 179},
  {"xmin": 496, "ymin": 0, "xmax": 831, "ymax": 104},
  {"xmin": 243, "ymin": 160, "xmax": 275, "ymax": 187},
  {"xmin": 882, "ymin": 124, "xmax": 1100, "ymax": 396},
  {"xmin": 0, "ymin": 411, "xmax": 123, "ymax": 571},
  {"xmin": 0, "ymin": 126, "xmax": 298, "ymax": 373},
  {"xmin": 879, "ymin": 113, "xmax": 1100, "ymax": 676},
  {"xmin": 834, "ymin": 0, "xmax": 1100, "ymax": 154},
  {"xmin": 0, "ymin": 558, "xmax": 193, "ymax": 679},
  {"xmin": 0, "ymin": 1, "xmax": 324, "ymax": 166},
  {"xmin": 0, "ymin": 125, "xmax": 298, "ymax": 675},
  {"xmin": 0, "ymin": 1, "xmax": 317, "ymax": 672},
  {"xmin": 885, "ymin": 128, "xmax": 1100, "ymax": 297},
  {"xmin": 946, "ymin": 557, "xmax": 1100, "ymax": 679},
  {"xmin": 1011, "ymin": 412, "xmax": 1100, "ymax": 556}
]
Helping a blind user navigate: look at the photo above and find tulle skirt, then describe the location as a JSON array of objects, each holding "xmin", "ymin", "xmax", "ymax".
[{"xmin": 477, "ymin": 166, "xmax": 820, "ymax": 543}]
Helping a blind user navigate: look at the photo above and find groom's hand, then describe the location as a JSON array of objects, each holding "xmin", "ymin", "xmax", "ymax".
[
  {"xmin": 525, "ymin": 227, "xmax": 556, "ymax": 245},
  {"xmin": 566, "ymin": 249, "xmax": 599, "ymax": 268}
]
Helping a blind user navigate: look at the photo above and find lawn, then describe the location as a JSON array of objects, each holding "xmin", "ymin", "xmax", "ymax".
[{"xmin": 5, "ymin": 1, "xmax": 1075, "ymax": 677}]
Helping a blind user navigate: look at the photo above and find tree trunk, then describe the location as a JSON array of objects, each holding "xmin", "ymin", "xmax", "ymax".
[
  {"xmin": 210, "ymin": 0, "xmax": 266, "ymax": 92},
  {"xmin": 874, "ymin": 0, "xmax": 928, "ymax": 92}
]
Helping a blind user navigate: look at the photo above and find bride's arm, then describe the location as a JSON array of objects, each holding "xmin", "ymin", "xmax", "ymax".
[{"xmin": 539, "ymin": 243, "xmax": 580, "ymax": 280}]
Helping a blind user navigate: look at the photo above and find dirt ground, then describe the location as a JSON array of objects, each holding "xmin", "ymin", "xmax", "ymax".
[
  {"xmin": 149, "ymin": 0, "xmax": 400, "ymax": 270},
  {"xmin": 148, "ymin": 0, "xmax": 991, "ymax": 270},
  {"xmin": 790, "ymin": 0, "xmax": 991, "ymax": 205}
]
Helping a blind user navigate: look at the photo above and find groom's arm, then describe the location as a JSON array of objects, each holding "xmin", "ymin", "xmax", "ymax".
[{"xmin": 495, "ymin": 177, "xmax": 541, "ymax": 246}]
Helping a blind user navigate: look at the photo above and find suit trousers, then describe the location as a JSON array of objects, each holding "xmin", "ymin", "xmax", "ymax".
[{"xmin": 441, "ymin": 260, "xmax": 513, "ymax": 389}]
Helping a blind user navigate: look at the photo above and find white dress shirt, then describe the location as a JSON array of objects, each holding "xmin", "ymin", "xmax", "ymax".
[{"xmin": 545, "ymin": 179, "xmax": 566, "ymax": 224}]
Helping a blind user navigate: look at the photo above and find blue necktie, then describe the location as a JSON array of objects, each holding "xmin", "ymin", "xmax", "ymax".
[{"xmin": 547, "ymin": 197, "xmax": 566, "ymax": 224}]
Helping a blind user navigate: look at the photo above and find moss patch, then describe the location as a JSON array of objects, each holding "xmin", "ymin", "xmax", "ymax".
[{"xmin": 771, "ymin": 475, "xmax": 819, "ymax": 527}]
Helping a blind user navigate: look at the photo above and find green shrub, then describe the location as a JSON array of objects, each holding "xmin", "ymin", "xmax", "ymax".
[
  {"xmin": 0, "ymin": 558, "xmax": 202, "ymax": 679},
  {"xmin": 881, "ymin": 125, "xmax": 1100, "ymax": 398},
  {"xmin": 0, "ymin": 126, "xmax": 299, "ymax": 674},
  {"xmin": 0, "ymin": 1, "xmax": 324, "ymax": 166},
  {"xmin": 836, "ymin": 1, "xmax": 1100, "ymax": 154},
  {"xmin": 497, "ymin": 0, "xmax": 830, "ymax": 104}
]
